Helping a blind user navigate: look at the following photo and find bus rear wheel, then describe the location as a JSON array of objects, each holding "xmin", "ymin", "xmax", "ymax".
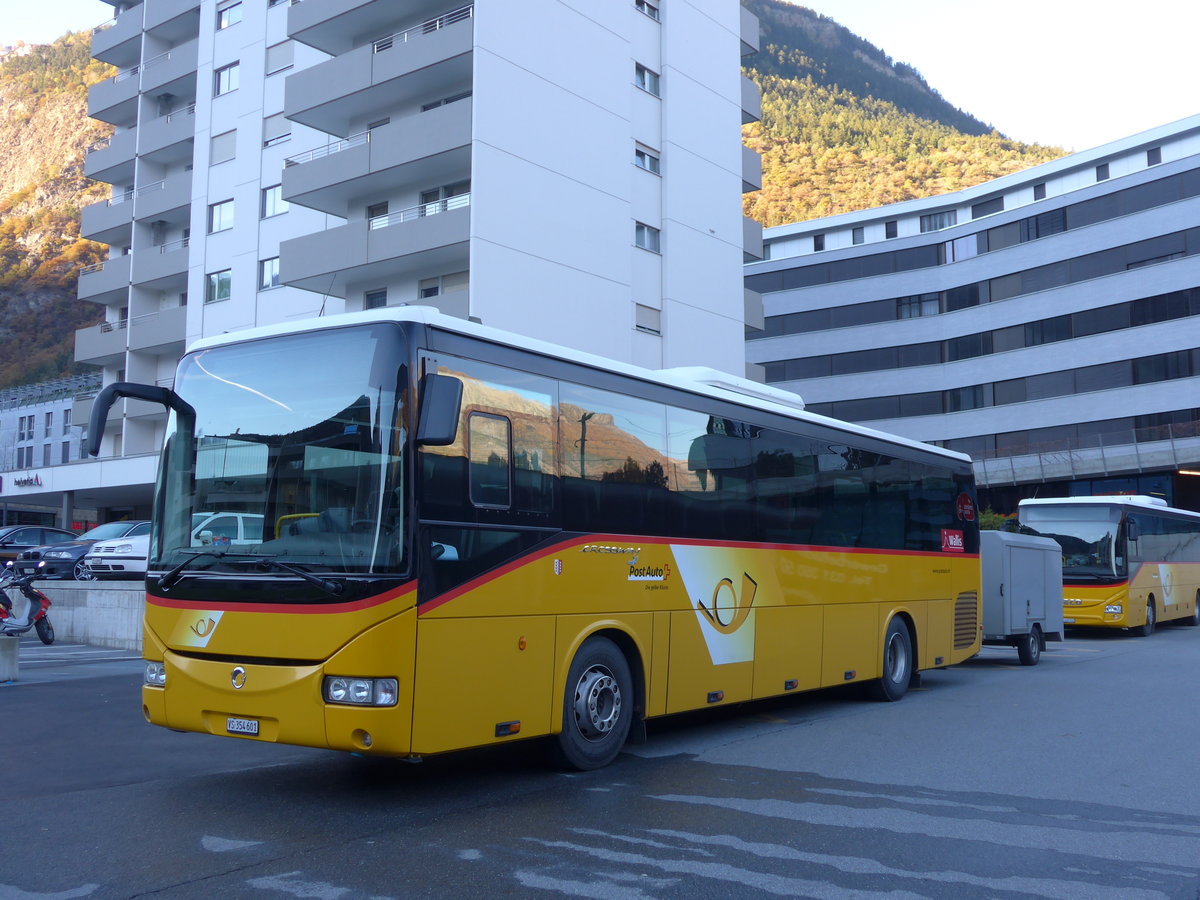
[
  {"xmin": 553, "ymin": 636, "xmax": 633, "ymax": 771},
  {"xmin": 867, "ymin": 617, "xmax": 913, "ymax": 702},
  {"xmin": 1185, "ymin": 592, "xmax": 1200, "ymax": 627},
  {"xmin": 1136, "ymin": 599, "xmax": 1156, "ymax": 637}
]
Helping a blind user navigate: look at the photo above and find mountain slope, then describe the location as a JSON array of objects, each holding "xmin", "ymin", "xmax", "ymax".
[
  {"xmin": 0, "ymin": 33, "xmax": 110, "ymax": 388},
  {"xmin": 742, "ymin": 0, "xmax": 1066, "ymax": 226}
]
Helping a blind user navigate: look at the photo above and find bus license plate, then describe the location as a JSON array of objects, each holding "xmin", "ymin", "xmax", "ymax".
[
  {"xmin": 227, "ymin": 716, "xmax": 259, "ymax": 735},
  {"xmin": 1063, "ymin": 618, "xmax": 1075, "ymax": 624}
]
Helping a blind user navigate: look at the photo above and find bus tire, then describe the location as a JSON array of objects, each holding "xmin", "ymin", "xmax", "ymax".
[
  {"xmin": 553, "ymin": 636, "xmax": 633, "ymax": 771},
  {"xmin": 1136, "ymin": 598, "xmax": 1156, "ymax": 637},
  {"xmin": 867, "ymin": 617, "xmax": 913, "ymax": 702},
  {"xmin": 1017, "ymin": 625, "xmax": 1041, "ymax": 666},
  {"xmin": 1185, "ymin": 592, "xmax": 1200, "ymax": 626}
]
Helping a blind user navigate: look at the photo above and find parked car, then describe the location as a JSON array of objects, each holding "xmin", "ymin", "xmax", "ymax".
[
  {"xmin": 0, "ymin": 525, "xmax": 79, "ymax": 564},
  {"xmin": 83, "ymin": 533, "xmax": 150, "ymax": 581},
  {"xmin": 84, "ymin": 512, "xmax": 265, "ymax": 580},
  {"xmin": 15, "ymin": 520, "xmax": 151, "ymax": 581}
]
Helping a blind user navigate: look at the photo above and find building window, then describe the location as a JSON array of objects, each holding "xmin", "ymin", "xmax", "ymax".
[
  {"xmin": 216, "ymin": 0, "xmax": 243, "ymax": 29},
  {"xmin": 210, "ymin": 129, "xmax": 235, "ymax": 165},
  {"xmin": 263, "ymin": 113, "xmax": 291, "ymax": 147},
  {"xmin": 897, "ymin": 293, "xmax": 939, "ymax": 319},
  {"xmin": 1147, "ymin": 147, "xmax": 1162, "ymax": 166},
  {"xmin": 208, "ymin": 199, "xmax": 234, "ymax": 233},
  {"xmin": 265, "ymin": 41, "xmax": 293, "ymax": 75},
  {"xmin": 421, "ymin": 91, "xmax": 471, "ymax": 112},
  {"xmin": 261, "ymin": 185, "xmax": 288, "ymax": 218},
  {"xmin": 1096, "ymin": 163, "xmax": 1110, "ymax": 182},
  {"xmin": 635, "ymin": 0, "xmax": 661, "ymax": 20},
  {"xmin": 364, "ymin": 289, "xmax": 387, "ymax": 309},
  {"xmin": 206, "ymin": 269, "xmax": 232, "ymax": 303},
  {"xmin": 634, "ymin": 64, "xmax": 660, "ymax": 97},
  {"xmin": 367, "ymin": 201, "xmax": 389, "ymax": 229},
  {"xmin": 852, "ymin": 226, "xmax": 864, "ymax": 245},
  {"xmin": 42, "ymin": 444, "xmax": 51, "ymax": 467},
  {"xmin": 63, "ymin": 408, "xmax": 71, "ymax": 435},
  {"xmin": 61, "ymin": 442, "xmax": 70, "ymax": 465},
  {"xmin": 634, "ymin": 145, "xmax": 661, "ymax": 174},
  {"xmin": 634, "ymin": 221, "xmax": 661, "ymax": 252},
  {"xmin": 884, "ymin": 220, "xmax": 898, "ymax": 239},
  {"xmin": 971, "ymin": 197, "xmax": 1004, "ymax": 218},
  {"xmin": 1033, "ymin": 182, "xmax": 1047, "ymax": 201},
  {"xmin": 812, "ymin": 233, "xmax": 825, "ymax": 252},
  {"xmin": 45, "ymin": 411, "xmax": 53, "ymax": 436},
  {"xmin": 919, "ymin": 210, "xmax": 957, "ymax": 232},
  {"xmin": 259, "ymin": 257, "xmax": 280, "ymax": 290},
  {"xmin": 635, "ymin": 304, "xmax": 661, "ymax": 335},
  {"xmin": 214, "ymin": 62, "xmax": 240, "ymax": 97}
]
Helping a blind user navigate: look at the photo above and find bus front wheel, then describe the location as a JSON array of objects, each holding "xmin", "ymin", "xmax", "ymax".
[
  {"xmin": 1136, "ymin": 599, "xmax": 1156, "ymax": 637},
  {"xmin": 553, "ymin": 636, "xmax": 633, "ymax": 771},
  {"xmin": 867, "ymin": 617, "xmax": 913, "ymax": 702},
  {"xmin": 1185, "ymin": 592, "xmax": 1200, "ymax": 627}
]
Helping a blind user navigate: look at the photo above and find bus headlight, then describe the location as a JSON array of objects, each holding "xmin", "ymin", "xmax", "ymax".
[
  {"xmin": 144, "ymin": 661, "xmax": 166, "ymax": 686},
  {"xmin": 1105, "ymin": 604, "xmax": 1123, "ymax": 614},
  {"xmin": 323, "ymin": 676, "xmax": 398, "ymax": 707}
]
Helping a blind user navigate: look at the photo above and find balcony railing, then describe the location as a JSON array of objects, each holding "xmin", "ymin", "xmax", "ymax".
[
  {"xmin": 158, "ymin": 237, "xmax": 190, "ymax": 254},
  {"xmin": 99, "ymin": 319, "xmax": 129, "ymax": 334},
  {"xmin": 373, "ymin": 4, "xmax": 473, "ymax": 53},
  {"xmin": 285, "ymin": 130, "xmax": 370, "ymax": 167},
  {"xmin": 368, "ymin": 193, "xmax": 470, "ymax": 230},
  {"xmin": 164, "ymin": 103, "xmax": 196, "ymax": 123},
  {"xmin": 111, "ymin": 63, "xmax": 140, "ymax": 83},
  {"xmin": 93, "ymin": 17, "xmax": 117, "ymax": 33},
  {"xmin": 79, "ymin": 261, "xmax": 108, "ymax": 276}
]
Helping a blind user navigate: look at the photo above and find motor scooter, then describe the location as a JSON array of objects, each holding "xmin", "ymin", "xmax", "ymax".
[{"xmin": 0, "ymin": 562, "xmax": 54, "ymax": 644}]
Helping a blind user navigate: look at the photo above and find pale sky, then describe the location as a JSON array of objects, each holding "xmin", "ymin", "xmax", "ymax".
[{"xmin": 8, "ymin": 0, "xmax": 1199, "ymax": 152}]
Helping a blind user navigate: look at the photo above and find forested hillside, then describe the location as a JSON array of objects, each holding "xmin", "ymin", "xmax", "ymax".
[
  {"xmin": 0, "ymin": 33, "xmax": 110, "ymax": 389},
  {"xmin": 741, "ymin": 0, "xmax": 1066, "ymax": 226}
]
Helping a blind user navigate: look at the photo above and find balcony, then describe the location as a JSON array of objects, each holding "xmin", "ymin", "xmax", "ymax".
[
  {"xmin": 743, "ymin": 216, "xmax": 763, "ymax": 262},
  {"xmin": 285, "ymin": 5, "xmax": 473, "ymax": 137},
  {"xmin": 144, "ymin": 0, "xmax": 201, "ymax": 41},
  {"xmin": 81, "ymin": 193, "xmax": 135, "ymax": 246},
  {"xmin": 740, "ymin": 5, "xmax": 760, "ymax": 57},
  {"xmin": 289, "ymin": 0, "xmax": 460, "ymax": 55},
  {"xmin": 134, "ymin": 171, "xmax": 191, "ymax": 225},
  {"xmin": 282, "ymin": 99, "xmax": 471, "ymax": 216},
  {"xmin": 88, "ymin": 66, "xmax": 140, "ymax": 127},
  {"xmin": 74, "ymin": 320, "xmax": 129, "ymax": 367},
  {"xmin": 128, "ymin": 306, "xmax": 187, "ymax": 355},
  {"xmin": 741, "ymin": 144, "xmax": 762, "ymax": 193},
  {"xmin": 85, "ymin": 128, "xmax": 137, "ymax": 186},
  {"xmin": 77, "ymin": 255, "xmax": 132, "ymax": 305},
  {"xmin": 91, "ymin": 9, "xmax": 142, "ymax": 67},
  {"xmin": 138, "ymin": 104, "xmax": 195, "ymax": 165},
  {"xmin": 280, "ymin": 194, "xmax": 470, "ymax": 295},
  {"xmin": 131, "ymin": 238, "xmax": 189, "ymax": 290},
  {"xmin": 139, "ymin": 39, "xmax": 198, "ymax": 97},
  {"xmin": 741, "ymin": 74, "xmax": 761, "ymax": 124}
]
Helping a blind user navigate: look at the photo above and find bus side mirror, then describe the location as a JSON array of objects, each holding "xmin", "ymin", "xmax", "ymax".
[
  {"xmin": 1126, "ymin": 519, "xmax": 1140, "ymax": 542},
  {"xmin": 415, "ymin": 373, "xmax": 463, "ymax": 446},
  {"xmin": 88, "ymin": 381, "xmax": 194, "ymax": 457}
]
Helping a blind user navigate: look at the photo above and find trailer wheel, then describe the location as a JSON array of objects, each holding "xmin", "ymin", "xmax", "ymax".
[
  {"xmin": 552, "ymin": 636, "xmax": 633, "ymax": 771},
  {"xmin": 1136, "ymin": 598, "xmax": 1156, "ymax": 637},
  {"xmin": 867, "ymin": 617, "xmax": 912, "ymax": 702},
  {"xmin": 1017, "ymin": 625, "xmax": 1041, "ymax": 666}
]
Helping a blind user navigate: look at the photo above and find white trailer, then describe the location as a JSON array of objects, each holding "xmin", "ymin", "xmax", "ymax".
[{"xmin": 981, "ymin": 530, "xmax": 1065, "ymax": 665}]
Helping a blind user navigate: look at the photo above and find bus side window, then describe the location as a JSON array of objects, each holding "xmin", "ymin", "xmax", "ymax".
[{"xmin": 468, "ymin": 412, "xmax": 511, "ymax": 508}]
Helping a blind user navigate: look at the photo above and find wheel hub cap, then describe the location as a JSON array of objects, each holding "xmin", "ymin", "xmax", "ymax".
[{"xmin": 573, "ymin": 666, "xmax": 621, "ymax": 741}]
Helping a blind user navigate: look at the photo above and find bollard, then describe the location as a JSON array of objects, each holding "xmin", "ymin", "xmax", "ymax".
[{"xmin": 0, "ymin": 635, "xmax": 17, "ymax": 682}]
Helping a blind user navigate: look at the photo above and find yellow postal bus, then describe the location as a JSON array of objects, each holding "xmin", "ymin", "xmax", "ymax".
[
  {"xmin": 1019, "ymin": 496, "xmax": 1200, "ymax": 635},
  {"xmin": 91, "ymin": 307, "xmax": 981, "ymax": 769}
]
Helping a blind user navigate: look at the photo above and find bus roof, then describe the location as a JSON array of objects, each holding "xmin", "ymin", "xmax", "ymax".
[
  {"xmin": 184, "ymin": 305, "xmax": 971, "ymax": 465},
  {"xmin": 1019, "ymin": 496, "xmax": 1200, "ymax": 518}
]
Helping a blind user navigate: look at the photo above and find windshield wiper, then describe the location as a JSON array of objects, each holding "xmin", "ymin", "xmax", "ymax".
[
  {"xmin": 156, "ymin": 550, "xmax": 261, "ymax": 591},
  {"xmin": 256, "ymin": 559, "xmax": 344, "ymax": 596},
  {"xmin": 157, "ymin": 551, "xmax": 345, "ymax": 596}
]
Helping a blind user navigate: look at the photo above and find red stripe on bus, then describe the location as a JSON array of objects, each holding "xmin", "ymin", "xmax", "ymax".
[
  {"xmin": 418, "ymin": 534, "xmax": 979, "ymax": 615},
  {"xmin": 145, "ymin": 581, "xmax": 416, "ymax": 614}
]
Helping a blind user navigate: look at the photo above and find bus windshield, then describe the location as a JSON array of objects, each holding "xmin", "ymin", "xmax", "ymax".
[
  {"xmin": 1021, "ymin": 505, "xmax": 1123, "ymax": 580},
  {"xmin": 150, "ymin": 323, "xmax": 409, "ymax": 579}
]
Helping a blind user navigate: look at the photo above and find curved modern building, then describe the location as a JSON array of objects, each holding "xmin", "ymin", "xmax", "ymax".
[{"xmin": 745, "ymin": 114, "xmax": 1200, "ymax": 511}]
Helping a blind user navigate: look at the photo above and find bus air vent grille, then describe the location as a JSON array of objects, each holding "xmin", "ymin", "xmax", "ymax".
[{"xmin": 954, "ymin": 591, "xmax": 979, "ymax": 650}]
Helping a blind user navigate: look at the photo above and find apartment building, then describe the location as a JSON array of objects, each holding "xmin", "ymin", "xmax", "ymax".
[
  {"xmin": 744, "ymin": 114, "xmax": 1200, "ymax": 511},
  {"xmin": 9, "ymin": 0, "xmax": 762, "ymax": 524}
]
